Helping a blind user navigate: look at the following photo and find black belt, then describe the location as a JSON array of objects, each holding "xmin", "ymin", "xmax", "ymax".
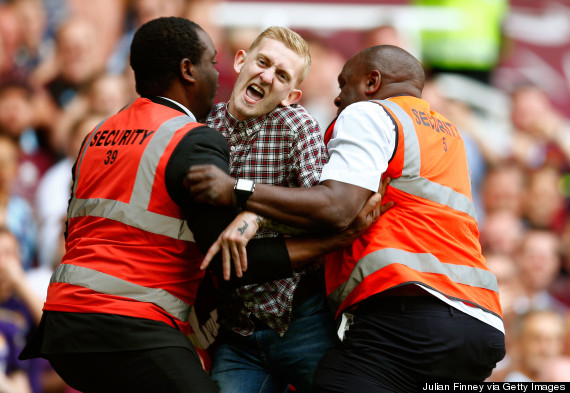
[{"xmin": 356, "ymin": 294, "xmax": 455, "ymax": 314}]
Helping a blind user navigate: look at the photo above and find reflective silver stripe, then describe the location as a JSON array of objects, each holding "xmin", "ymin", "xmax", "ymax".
[
  {"xmin": 51, "ymin": 264, "xmax": 191, "ymax": 322},
  {"xmin": 70, "ymin": 198, "xmax": 193, "ymax": 240},
  {"xmin": 130, "ymin": 116, "xmax": 190, "ymax": 208},
  {"xmin": 329, "ymin": 248, "xmax": 499, "ymax": 309},
  {"xmin": 391, "ymin": 177, "xmax": 477, "ymax": 219},
  {"xmin": 69, "ymin": 115, "xmax": 194, "ymax": 241},
  {"xmin": 378, "ymin": 100, "xmax": 421, "ymax": 176},
  {"xmin": 377, "ymin": 100, "xmax": 477, "ymax": 221}
]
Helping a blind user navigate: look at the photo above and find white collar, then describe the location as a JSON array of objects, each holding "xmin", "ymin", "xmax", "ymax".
[{"xmin": 158, "ymin": 96, "xmax": 196, "ymax": 121}]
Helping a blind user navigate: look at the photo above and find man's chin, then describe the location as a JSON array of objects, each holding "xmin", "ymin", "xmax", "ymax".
[{"xmin": 234, "ymin": 101, "xmax": 263, "ymax": 120}]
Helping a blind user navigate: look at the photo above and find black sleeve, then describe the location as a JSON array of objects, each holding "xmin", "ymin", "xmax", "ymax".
[{"xmin": 165, "ymin": 126, "xmax": 293, "ymax": 287}]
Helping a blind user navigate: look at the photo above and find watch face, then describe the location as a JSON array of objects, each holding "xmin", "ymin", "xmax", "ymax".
[{"xmin": 236, "ymin": 179, "xmax": 254, "ymax": 192}]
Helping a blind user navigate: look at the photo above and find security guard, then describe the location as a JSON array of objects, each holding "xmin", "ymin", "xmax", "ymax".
[{"xmin": 20, "ymin": 17, "xmax": 223, "ymax": 393}]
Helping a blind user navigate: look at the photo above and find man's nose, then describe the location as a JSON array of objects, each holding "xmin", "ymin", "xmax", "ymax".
[{"xmin": 260, "ymin": 68, "xmax": 275, "ymax": 84}]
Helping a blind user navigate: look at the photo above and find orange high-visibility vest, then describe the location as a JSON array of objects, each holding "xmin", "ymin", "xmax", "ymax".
[
  {"xmin": 44, "ymin": 97, "xmax": 205, "ymax": 335},
  {"xmin": 325, "ymin": 96, "xmax": 502, "ymax": 320}
]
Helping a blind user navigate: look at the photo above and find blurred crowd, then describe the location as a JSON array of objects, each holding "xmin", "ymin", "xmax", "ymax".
[{"xmin": 0, "ymin": 0, "xmax": 569, "ymax": 391}]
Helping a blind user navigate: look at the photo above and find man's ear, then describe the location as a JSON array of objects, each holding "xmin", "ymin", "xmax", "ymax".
[
  {"xmin": 180, "ymin": 58, "xmax": 196, "ymax": 83},
  {"xmin": 365, "ymin": 70, "xmax": 381, "ymax": 95},
  {"xmin": 280, "ymin": 88, "xmax": 302, "ymax": 106},
  {"xmin": 233, "ymin": 50, "xmax": 247, "ymax": 74}
]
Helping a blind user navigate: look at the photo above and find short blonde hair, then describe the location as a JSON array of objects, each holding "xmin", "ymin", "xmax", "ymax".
[{"xmin": 248, "ymin": 26, "xmax": 311, "ymax": 85}]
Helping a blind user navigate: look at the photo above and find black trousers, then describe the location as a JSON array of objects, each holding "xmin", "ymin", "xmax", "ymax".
[
  {"xmin": 313, "ymin": 296, "xmax": 506, "ymax": 393},
  {"xmin": 48, "ymin": 346, "xmax": 219, "ymax": 393}
]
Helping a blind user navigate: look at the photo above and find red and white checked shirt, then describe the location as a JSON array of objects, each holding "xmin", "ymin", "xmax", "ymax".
[{"xmin": 205, "ymin": 101, "xmax": 328, "ymax": 336}]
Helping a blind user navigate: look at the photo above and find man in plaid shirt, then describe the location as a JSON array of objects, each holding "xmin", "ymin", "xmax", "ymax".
[{"xmin": 203, "ymin": 26, "xmax": 331, "ymax": 393}]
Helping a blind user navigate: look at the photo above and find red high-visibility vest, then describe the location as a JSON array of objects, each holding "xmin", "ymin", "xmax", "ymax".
[
  {"xmin": 325, "ymin": 96, "xmax": 502, "ymax": 320},
  {"xmin": 44, "ymin": 97, "xmax": 205, "ymax": 335},
  {"xmin": 323, "ymin": 117, "xmax": 337, "ymax": 146}
]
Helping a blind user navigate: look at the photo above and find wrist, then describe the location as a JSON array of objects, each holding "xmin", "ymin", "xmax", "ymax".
[
  {"xmin": 234, "ymin": 178, "xmax": 255, "ymax": 210},
  {"xmin": 246, "ymin": 212, "xmax": 263, "ymax": 232},
  {"xmin": 255, "ymin": 214, "xmax": 265, "ymax": 230}
]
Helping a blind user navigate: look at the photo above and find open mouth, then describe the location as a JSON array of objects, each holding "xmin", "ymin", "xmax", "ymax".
[{"xmin": 245, "ymin": 84, "xmax": 264, "ymax": 103}]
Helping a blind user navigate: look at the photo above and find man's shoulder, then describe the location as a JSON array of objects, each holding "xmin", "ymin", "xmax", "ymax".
[
  {"xmin": 341, "ymin": 100, "xmax": 391, "ymax": 121},
  {"xmin": 348, "ymin": 100, "xmax": 385, "ymax": 111},
  {"xmin": 272, "ymin": 103, "xmax": 312, "ymax": 117},
  {"xmin": 269, "ymin": 104, "xmax": 320, "ymax": 130}
]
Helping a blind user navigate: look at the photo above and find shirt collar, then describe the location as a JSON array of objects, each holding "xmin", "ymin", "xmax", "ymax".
[
  {"xmin": 158, "ymin": 96, "xmax": 196, "ymax": 121},
  {"xmin": 143, "ymin": 95, "xmax": 196, "ymax": 121},
  {"xmin": 222, "ymin": 102, "xmax": 270, "ymax": 136}
]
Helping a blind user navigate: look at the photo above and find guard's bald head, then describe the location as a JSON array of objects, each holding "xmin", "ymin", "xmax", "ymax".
[
  {"xmin": 334, "ymin": 45, "xmax": 425, "ymax": 114},
  {"xmin": 358, "ymin": 45, "xmax": 425, "ymax": 93}
]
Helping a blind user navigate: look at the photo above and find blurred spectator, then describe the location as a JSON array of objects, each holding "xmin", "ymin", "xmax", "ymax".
[
  {"xmin": 299, "ymin": 35, "xmax": 346, "ymax": 129},
  {"xmin": 503, "ymin": 310, "xmax": 565, "ymax": 382},
  {"xmin": 0, "ymin": 2, "xmax": 24, "ymax": 82},
  {"xmin": 0, "ymin": 226, "xmax": 37, "ymax": 393},
  {"xmin": 0, "ymin": 134, "xmax": 37, "ymax": 271},
  {"xmin": 0, "ymin": 225, "xmax": 74, "ymax": 393},
  {"xmin": 185, "ymin": 0, "xmax": 224, "ymax": 52},
  {"xmin": 0, "ymin": 80, "xmax": 55, "ymax": 208},
  {"xmin": 11, "ymin": 0, "xmax": 52, "ymax": 79},
  {"xmin": 106, "ymin": 0, "xmax": 188, "ymax": 75},
  {"xmin": 480, "ymin": 210, "xmax": 526, "ymax": 257},
  {"xmin": 32, "ymin": 17, "xmax": 103, "ymax": 105},
  {"xmin": 537, "ymin": 356, "xmax": 570, "ymax": 382},
  {"xmin": 512, "ymin": 229, "xmax": 567, "ymax": 316},
  {"xmin": 486, "ymin": 253, "xmax": 524, "ymax": 330},
  {"xmin": 509, "ymin": 83, "xmax": 570, "ymax": 171},
  {"xmin": 360, "ymin": 24, "xmax": 413, "ymax": 54},
  {"xmin": 480, "ymin": 161, "xmax": 526, "ymax": 219},
  {"xmin": 86, "ymin": 73, "xmax": 133, "ymax": 115},
  {"xmin": 564, "ymin": 311, "xmax": 570, "ymax": 357},
  {"xmin": 30, "ymin": 16, "xmax": 104, "ymax": 151},
  {"xmin": 40, "ymin": 0, "xmax": 69, "ymax": 41},
  {"xmin": 521, "ymin": 165, "xmax": 566, "ymax": 232},
  {"xmin": 66, "ymin": 0, "xmax": 126, "ymax": 66},
  {"xmin": 553, "ymin": 219, "xmax": 570, "ymax": 308},
  {"xmin": 54, "ymin": 72, "xmax": 133, "ymax": 156},
  {"xmin": 35, "ymin": 113, "xmax": 105, "ymax": 271},
  {"xmin": 0, "ymin": 228, "xmax": 43, "ymax": 325},
  {"xmin": 485, "ymin": 252, "xmax": 524, "ymax": 382}
]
